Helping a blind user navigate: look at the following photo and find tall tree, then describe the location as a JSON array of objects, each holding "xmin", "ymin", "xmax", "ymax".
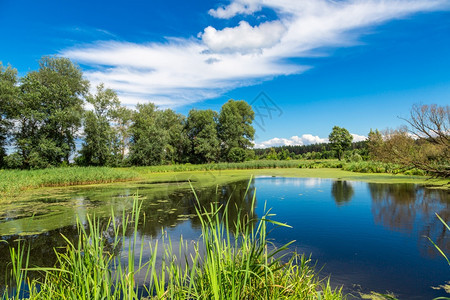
[
  {"xmin": 367, "ymin": 129, "xmax": 384, "ymax": 160},
  {"xmin": 0, "ymin": 63, "xmax": 18, "ymax": 167},
  {"xmin": 158, "ymin": 109, "xmax": 189, "ymax": 164},
  {"xmin": 328, "ymin": 126, "xmax": 353, "ymax": 161},
  {"xmin": 129, "ymin": 103, "xmax": 166, "ymax": 166},
  {"xmin": 218, "ymin": 99, "xmax": 255, "ymax": 160},
  {"xmin": 79, "ymin": 84, "xmax": 120, "ymax": 166},
  {"xmin": 13, "ymin": 56, "xmax": 88, "ymax": 168},
  {"xmin": 186, "ymin": 109, "xmax": 220, "ymax": 164},
  {"xmin": 110, "ymin": 106, "xmax": 133, "ymax": 166}
]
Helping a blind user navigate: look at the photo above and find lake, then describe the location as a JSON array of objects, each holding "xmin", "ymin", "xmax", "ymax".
[{"xmin": 0, "ymin": 176, "xmax": 448, "ymax": 299}]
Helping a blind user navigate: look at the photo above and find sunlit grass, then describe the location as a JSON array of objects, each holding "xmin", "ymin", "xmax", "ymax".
[{"xmin": 0, "ymin": 167, "xmax": 138, "ymax": 197}]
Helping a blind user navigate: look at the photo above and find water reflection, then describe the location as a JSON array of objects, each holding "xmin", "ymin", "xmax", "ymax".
[
  {"xmin": 331, "ymin": 180, "xmax": 354, "ymax": 206},
  {"xmin": 369, "ymin": 183, "xmax": 450, "ymax": 255}
]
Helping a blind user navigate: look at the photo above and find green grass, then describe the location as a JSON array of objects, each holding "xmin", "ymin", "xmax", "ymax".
[
  {"xmin": 0, "ymin": 167, "xmax": 138, "ymax": 197},
  {"xmin": 2, "ymin": 189, "xmax": 344, "ymax": 300}
]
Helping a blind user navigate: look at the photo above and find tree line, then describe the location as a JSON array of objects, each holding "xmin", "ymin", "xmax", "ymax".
[
  {"xmin": 0, "ymin": 57, "xmax": 255, "ymax": 169},
  {"xmin": 254, "ymin": 128, "xmax": 367, "ymax": 161}
]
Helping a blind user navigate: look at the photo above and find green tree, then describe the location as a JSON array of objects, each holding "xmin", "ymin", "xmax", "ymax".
[
  {"xmin": 13, "ymin": 56, "xmax": 88, "ymax": 168},
  {"xmin": 218, "ymin": 99, "xmax": 255, "ymax": 160},
  {"xmin": 328, "ymin": 126, "xmax": 353, "ymax": 161},
  {"xmin": 227, "ymin": 147, "xmax": 247, "ymax": 162},
  {"xmin": 0, "ymin": 63, "xmax": 18, "ymax": 167},
  {"xmin": 110, "ymin": 106, "xmax": 133, "ymax": 166},
  {"xmin": 186, "ymin": 109, "xmax": 220, "ymax": 164},
  {"xmin": 367, "ymin": 129, "xmax": 383, "ymax": 160},
  {"xmin": 129, "ymin": 103, "xmax": 166, "ymax": 166},
  {"xmin": 266, "ymin": 148, "xmax": 278, "ymax": 160},
  {"xmin": 79, "ymin": 84, "xmax": 120, "ymax": 166},
  {"xmin": 158, "ymin": 109, "xmax": 189, "ymax": 164}
]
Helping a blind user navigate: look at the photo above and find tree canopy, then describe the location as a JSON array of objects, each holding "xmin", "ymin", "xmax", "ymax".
[
  {"xmin": 329, "ymin": 126, "xmax": 353, "ymax": 161},
  {"xmin": 218, "ymin": 99, "xmax": 255, "ymax": 160}
]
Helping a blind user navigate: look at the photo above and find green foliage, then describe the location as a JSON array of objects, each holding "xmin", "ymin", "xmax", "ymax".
[
  {"xmin": 218, "ymin": 99, "xmax": 255, "ymax": 159},
  {"xmin": 0, "ymin": 63, "xmax": 18, "ymax": 168},
  {"xmin": 129, "ymin": 103, "xmax": 166, "ymax": 166},
  {"xmin": 277, "ymin": 148, "xmax": 291, "ymax": 160},
  {"xmin": 186, "ymin": 109, "xmax": 220, "ymax": 164},
  {"xmin": 79, "ymin": 84, "xmax": 120, "ymax": 166},
  {"xmin": 345, "ymin": 151, "xmax": 363, "ymax": 163},
  {"xmin": 11, "ymin": 56, "xmax": 88, "ymax": 168},
  {"xmin": 4, "ymin": 152, "xmax": 23, "ymax": 169},
  {"xmin": 329, "ymin": 126, "xmax": 353, "ymax": 161},
  {"xmin": 367, "ymin": 129, "xmax": 383, "ymax": 160},
  {"xmin": 129, "ymin": 104, "xmax": 189, "ymax": 166},
  {"xmin": 227, "ymin": 147, "xmax": 247, "ymax": 162},
  {"xmin": 266, "ymin": 148, "xmax": 278, "ymax": 160},
  {"xmin": 158, "ymin": 108, "xmax": 190, "ymax": 164}
]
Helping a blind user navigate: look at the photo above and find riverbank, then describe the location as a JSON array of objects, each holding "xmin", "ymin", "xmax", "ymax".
[{"xmin": 1, "ymin": 160, "xmax": 448, "ymax": 199}]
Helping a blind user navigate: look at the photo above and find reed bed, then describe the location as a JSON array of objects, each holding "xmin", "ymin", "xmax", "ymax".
[
  {"xmin": 0, "ymin": 167, "xmax": 138, "ymax": 196},
  {"xmin": 2, "ymin": 188, "xmax": 344, "ymax": 299}
]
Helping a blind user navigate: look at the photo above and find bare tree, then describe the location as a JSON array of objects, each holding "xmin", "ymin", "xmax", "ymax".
[{"xmin": 401, "ymin": 104, "xmax": 449, "ymax": 177}]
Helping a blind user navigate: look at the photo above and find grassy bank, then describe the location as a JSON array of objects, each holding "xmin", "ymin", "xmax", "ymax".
[
  {"xmin": 2, "ymin": 195, "xmax": 344, "ymax": 299},
  {"xmin": 0, "ymin": 167, "xmax": 138, "ymax": 197},
  {"xmin": 1, "ymin": 160, "xmax": 447, "ymax": 198}
]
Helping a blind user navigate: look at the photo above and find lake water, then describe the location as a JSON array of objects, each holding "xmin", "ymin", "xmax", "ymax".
[{"xmin": 0, "ymin": 177, "xmax": 449, "ymax": 299}]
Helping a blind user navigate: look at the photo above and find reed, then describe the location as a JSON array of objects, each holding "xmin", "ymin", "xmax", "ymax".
[{"xmin": 0, "ymin": 167, "xmax": 138, "ymax": 197}]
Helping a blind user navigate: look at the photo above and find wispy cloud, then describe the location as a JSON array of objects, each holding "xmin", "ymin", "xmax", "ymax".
[
  {"xmin": 254, "ymin": 132, "xmax": 367, "ymax": 148},
  {"xmin": 61, "ymin": 0, "xmax": 450, "ymax": 107}
]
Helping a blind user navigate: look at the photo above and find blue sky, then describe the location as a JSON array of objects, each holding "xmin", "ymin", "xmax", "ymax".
[{"xmin": 1, "ymin": 0, "xmax": 449, "ymax": 147}]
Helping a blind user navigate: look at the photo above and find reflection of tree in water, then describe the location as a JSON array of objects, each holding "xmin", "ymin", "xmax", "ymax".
[
  {"xmin": 369, "ymin": 183, "xmax": 449, "ymax": 257},
  {"xmin": 370, "ymin": 183, "xmax": 418, "ymax": 231},
  {"xmin": 331, "ymin": 180, "xmax": 354, "ymax": 206},
  {"xmin": 137, "ymin": 179, "xmax": 257, "ymax": 236}
]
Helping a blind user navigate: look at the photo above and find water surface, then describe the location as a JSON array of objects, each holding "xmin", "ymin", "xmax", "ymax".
[{"xmin": 0, "ymin": 177, "xmax": 448, "ymax": 299}]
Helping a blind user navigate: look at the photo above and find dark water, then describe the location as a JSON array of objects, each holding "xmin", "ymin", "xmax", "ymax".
[{"xmin": 0, "ymin": 177, "xmax": 449, "ymax": 299}]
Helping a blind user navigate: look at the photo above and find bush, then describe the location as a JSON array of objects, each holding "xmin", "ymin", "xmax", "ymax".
[
  {"xmin": 4, "ymin": 152, "xmax": 23, "ymax": 169},
  {"xmin": 227, "ymin": 147, "xmax": 247, "ymax": 163}
]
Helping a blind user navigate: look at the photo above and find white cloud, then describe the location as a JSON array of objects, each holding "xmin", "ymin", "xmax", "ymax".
[
  {"xmin": 351, "ymin": 133, "xmax": 367, "ymax": 142},
  {"xmin": 61, "ymin": 0, "xmax": 450, "ymax": 107},
  {"xmin": 201, "ymin": 20, "xmax": 287, "ymax": 54},
  {"xmin": 254, "ymin": 134, "xmax": 328, "ymax": 148},
  {"xmin": 209, "ymin": 0, "xmax": 261, "ymax": 18},
  {"xmin": 254, "ymin": 132, "xmax": 367, "ymax": 148}
]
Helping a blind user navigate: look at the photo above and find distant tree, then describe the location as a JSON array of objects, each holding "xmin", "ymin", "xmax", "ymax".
[
  {"xmin": 129, "ymin": 103, "xmax": 165, "ymax": 166},
  {"xmin": 186, "ymin": 109, "xmax": 220, "ymax": 164},
  {"xmin": 329, "ymin": 126, "xmax": 353, "ymax": 161},
  {"xmin": 266, "ymin": 148, "xmax": 278, "ymax": 160},
  {"xmin": 218, "ymin": 99, "xmax": 255, "ymax": 160},
  {"xmin": 12, "ymin": 56, "xmax": 88, "ymax": 168},
  {"xmin": 367, "ymin": 129, "xmax": 384, "ymax": 160},
  {"xmin": 402, "ymin": 104, "xmax": 449, "ymax": 177},
  {"xmin": 277, "ymin": 148, "xmax": 290, "ymax": 160},
  {"xmin": 78, "ymin": 84, "xmax": 120, "ymax": 166},
  {"xmin": 227, "ymin": 147, "xmax": 247, "ymax": 163},
  {"xmin": 0, "ymin": 63, "xmax": 18, "ymax": 167}
]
